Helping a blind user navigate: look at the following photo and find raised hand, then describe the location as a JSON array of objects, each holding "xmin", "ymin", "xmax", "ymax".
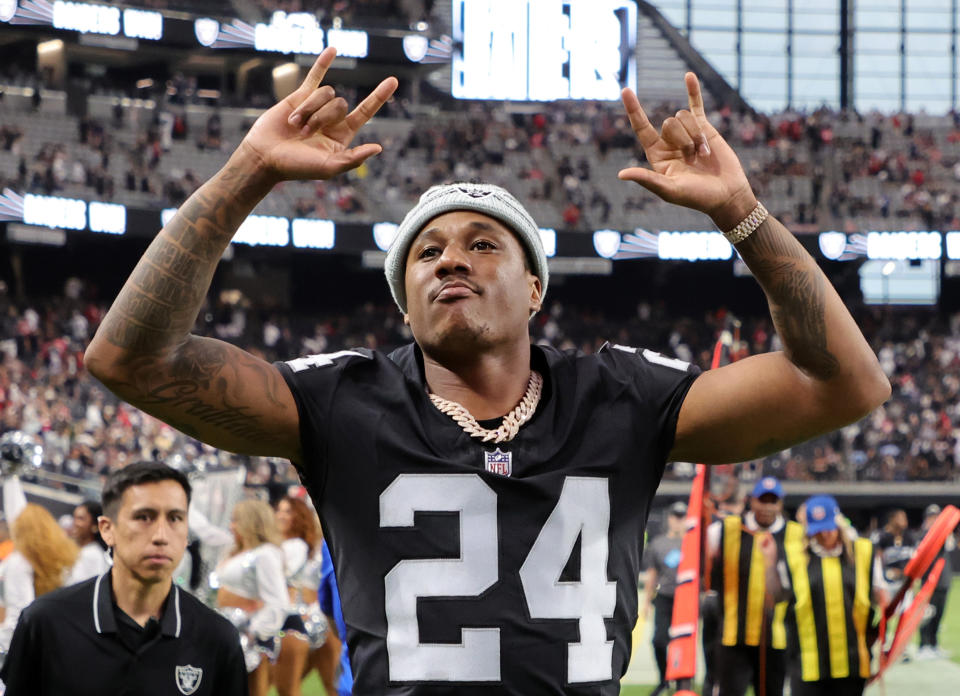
[
  {"xmin": 618, "ymin": 73, "xmax": 757, "ymax": 230},
  {"xmin": 239, "ymin": 47, "xmax": 398, "ymax": 184},
  {"xmin": 757, "ymin": 532, "xmax": 778, "ymax": 568}
]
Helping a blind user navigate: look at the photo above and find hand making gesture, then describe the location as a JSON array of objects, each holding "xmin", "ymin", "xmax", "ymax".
[
  {"xmin": 618, "ymin": 73, "xmax": 757, "ymax": 230},
  {"xmin": 240, "ymin": 47, "xmax": 398, "ymax": 184}
]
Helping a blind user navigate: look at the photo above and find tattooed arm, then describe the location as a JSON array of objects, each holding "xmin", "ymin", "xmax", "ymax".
[
  {"xmin": 84, "ymin": 49, "xmax": 397, "ymax": 459},
  {"xmin": 618, "ymin": 74, "xmax": 890, "ymax": 465}
]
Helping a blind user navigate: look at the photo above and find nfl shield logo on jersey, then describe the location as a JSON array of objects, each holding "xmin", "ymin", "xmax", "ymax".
[
  {"xmin": 175, "ymin": 665, "xmax": 203, "ymax": 695},
  {"xmin": 484, "ymin": 448, "xmax": 512, "ymax": 476}
]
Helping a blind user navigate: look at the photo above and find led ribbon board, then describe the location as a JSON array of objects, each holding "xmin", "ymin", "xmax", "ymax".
[
  {"xmin": 1, "ymin": 1, "xmax": 163, "ymax": 40},
  {"xmin": 194, "ymin": 11, "xmax": 368, "ymax": 57}
]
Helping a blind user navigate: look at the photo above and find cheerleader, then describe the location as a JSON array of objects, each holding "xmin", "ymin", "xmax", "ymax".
[
  {"xmin": 274, "ymin": 496, "xmax": 327, "ymax": 696},
  {"xmin": 0, "ymin": 504, "xmax": 78, "ymax": 656},
  {"xmin": 215, "ymin": 499, "xmax": 290, "ymax": 696},
  {"xmin": 67, "ymin": 500, "xmax": 111, "ymax": 583}
]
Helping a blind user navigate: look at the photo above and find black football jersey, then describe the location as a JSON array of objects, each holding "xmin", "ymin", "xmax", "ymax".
[{"xmin": 276, "ymin": 342, "xmax": 699, "ymax": 695}]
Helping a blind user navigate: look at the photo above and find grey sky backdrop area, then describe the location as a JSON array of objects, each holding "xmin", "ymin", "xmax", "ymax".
[{"xmin": 654, "ymin": 0, "xmax": 960, "ymax": 114}]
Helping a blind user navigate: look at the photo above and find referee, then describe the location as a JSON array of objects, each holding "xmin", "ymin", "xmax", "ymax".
[{"xmin": 0, "ymin": 462, "xmax": 247, "ymax": 695}]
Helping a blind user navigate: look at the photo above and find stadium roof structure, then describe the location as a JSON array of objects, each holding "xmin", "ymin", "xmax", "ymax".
[{"xmin": 634, "ymin": 1, "xmax": 752, "ymax": 114}]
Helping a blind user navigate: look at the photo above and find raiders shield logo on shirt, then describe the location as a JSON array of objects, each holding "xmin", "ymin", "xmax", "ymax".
[{"xmin": 175, "ymin": 665, "xmax": 203, "ymax": 695}]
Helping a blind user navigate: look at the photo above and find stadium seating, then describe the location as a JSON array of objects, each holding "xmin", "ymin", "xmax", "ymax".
[
  {"xmin": 1, "ymin": 282, "xmax": 957, "ymax": 489},
  {"xmin": 4, "ymin": 79, "xmax": 959, "ymax": 234}
]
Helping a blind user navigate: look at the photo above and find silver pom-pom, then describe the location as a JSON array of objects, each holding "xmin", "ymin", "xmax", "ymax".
[
  {"xmin": 0, "ymin": 431, "xmax": 43, "ymax": 477},
  {"xmin": 301, "ymin": 602, "xmax": 329, "ymax": 648}
]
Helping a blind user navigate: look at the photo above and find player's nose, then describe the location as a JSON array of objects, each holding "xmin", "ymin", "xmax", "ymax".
[{"xmin": 435, "ymin": 243, "xmax": 472, "ymax": 276}]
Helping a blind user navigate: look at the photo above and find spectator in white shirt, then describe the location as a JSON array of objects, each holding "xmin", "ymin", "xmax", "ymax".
[{"xmin": 67, "ymin": 500, "xmax": 111, "ymax": 584}]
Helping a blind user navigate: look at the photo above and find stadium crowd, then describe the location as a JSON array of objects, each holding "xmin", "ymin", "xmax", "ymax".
[
  {"xmin": 4, "ymin": 77, "xmax": 960, "ymax": 233},
  {"xmin": 1, "ymin": 278, "xmax": 958, "ymax": 490},
  {"xmin": 2, "ymin": 63, "xmax": 960, "ymax": 488}
]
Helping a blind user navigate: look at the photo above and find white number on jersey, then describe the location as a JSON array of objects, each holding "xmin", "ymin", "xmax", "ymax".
[
  {"xmin": 379, "ymin": 473, "xmax": 615, "ymax": 684},
  {"xmin": 610, "ymin": 344, "xmax": 691, "ymax": 373},
  {"xmin": 380, "ymin": 474, "xmax": 500, "ymax": 681},
  {"xmin": 519, "ymin": 477, "xmax": 617, "ymax": 682},
  {"xmin": 641, "ymin": 348, "xmax": 691, "ymax": 372},
  {"xmin": 285, "ymin": 350, "xmax": 370, "ymax": 373}
]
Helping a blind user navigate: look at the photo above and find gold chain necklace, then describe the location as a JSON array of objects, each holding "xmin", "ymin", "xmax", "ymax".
[{"xmin": 428, "ymin": 371, "xmax": 543, "ymax": 443}]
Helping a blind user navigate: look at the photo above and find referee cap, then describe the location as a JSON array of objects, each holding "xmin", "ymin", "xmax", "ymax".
[
  {"xmin": 751, "ymin": 476, "xmax": 784, "ymax": 500},
  {"xmin": 384, "ymin": 182, "xmax": 549, "ymax": 314},
  {"xmin": 805, "ymin": 494, "xmax": 840, "ymax": 536}
]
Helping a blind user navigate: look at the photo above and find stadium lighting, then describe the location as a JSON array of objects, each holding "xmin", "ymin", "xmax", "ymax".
[
  {"xmin": 233, "ymin": 215, "xmax": 289, "ymax": 247},
  {"xmin": 255, "ymin": 12, "xmax": 324, "ymax": 54},
  {"xmin": 946, "ymin": 232, "xmax": 960, "ymax": 260},
  {"xmin": 52, "ymin": 2, "xmax": 120, "ymax": 36},
  {"xmin": 22, "ymin": 193, "xmax": 86, "ymax": 230},
  {"xmin": 403, "ymin": 35, "xmax": 429, "ymax": 63},
  {"xmin": 273, "ymin": 63, "xmax": 299, "ymax": 80},
  {"xmin": 866, "ymin": 231, "xmax": 941, "ymax": 260},
  {"xmin": 292, "ymin": 218, "xmax": 335, "ymax": 249},
  {"xmin": 593, "ymin": 230, "xmax": 621, "ymax": 259},
  {"xmin": 373, "ymin": 222, "xmax": 399, "ymax": 251},
  {"xmin": 818, "ymin": 231, "xmax": 847, "ymax": 261},
  {"xmin": 194, "ymin": 18, "xmax": 219, "ymax": 47},
  {"xmin": 88, "ymin": 201, "xmax": 126, "ymax": 235},
  {"xmin": 657, "ymin": 231, "xmax": 732, "ymax": 261},
  {"xmin": 0, "ymin": 0, "xmax": 15, "ymax": 22},
  {"xmin": 327, "ymin": 28, "xmax": 368, "ymax": 58},
  {"xmin": 122, "ymin": 7, "xmax": 162, "ymax": 40},
  {"xmin": 37, "ymin": 39, "xmax": 65, "ymax": 54},
  {"xmin": 538, "ymin": 229, "xmax": 557, "ymax": 258}
]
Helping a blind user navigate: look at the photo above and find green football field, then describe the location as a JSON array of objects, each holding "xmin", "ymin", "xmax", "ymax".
[
  {"xmin": 939, "ymin": 576, "xmax": 960, "ymax": 666},
  {"xmin": 273, "ymin": 578, "xmax": 960, "ymax": 695}
]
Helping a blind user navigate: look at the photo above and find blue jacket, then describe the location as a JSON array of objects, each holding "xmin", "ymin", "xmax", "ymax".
[{"xmin": 318, "ymin": 540, "xmax": 352, "ymax": 696}]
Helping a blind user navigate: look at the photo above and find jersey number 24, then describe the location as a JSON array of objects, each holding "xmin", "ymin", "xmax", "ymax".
[{"xmin": 380, "ymin": 473, "xmax": 616, "ymax": 684}]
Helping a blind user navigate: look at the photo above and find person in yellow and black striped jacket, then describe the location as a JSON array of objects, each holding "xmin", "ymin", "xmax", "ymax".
[
  {"xmin": 707, "ymin": 477, "xmax": 801, "ymax": 696},
  {"xmin": 769, "ymin": 495, "xmax": 887, "ymax": 696}
]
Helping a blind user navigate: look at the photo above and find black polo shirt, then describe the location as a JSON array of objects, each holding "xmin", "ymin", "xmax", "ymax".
[{"xmin": 0, "ymin": 571, "xmax": 247, "ymax": 696}]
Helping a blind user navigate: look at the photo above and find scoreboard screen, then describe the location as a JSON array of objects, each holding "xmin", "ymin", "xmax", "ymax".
[{"xmin": 451, "ymin": 0, "xmax": 637, "ymax": 101}]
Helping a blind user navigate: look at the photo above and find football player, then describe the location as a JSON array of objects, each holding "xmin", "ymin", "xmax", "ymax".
[{"xmin": 85, "ymin": 47, "xmax": 890, "ymax": 694}]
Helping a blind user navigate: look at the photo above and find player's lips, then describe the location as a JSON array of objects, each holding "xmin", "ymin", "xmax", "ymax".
[
  {"xmin": 144, "ymin": 554, "xmax": 172, "ymax": 563},
  {"xmin": 432, "ymin": 280, "xmax": 479, "ymax": 302}
]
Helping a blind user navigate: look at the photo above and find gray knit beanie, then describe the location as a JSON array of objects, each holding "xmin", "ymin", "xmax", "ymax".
[{"xmin": 383, "ymin": 182, "xmax": 549, "ymax": 314}]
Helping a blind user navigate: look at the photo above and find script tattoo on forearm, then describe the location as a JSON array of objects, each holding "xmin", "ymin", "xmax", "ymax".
[
  {"xmin": 739, "ymin": 217, "xmax": 840, "ymax": 380},
  {"xmin": 95, "ymin": 161, "xmax": 288, "ymax": 450},
  {"xmin": 116, "ymin": 340, "xmax": 289, "ymax": 447},
  {"xmin": 102, "ymin": 163, "xmax": 268, "ymax": 354}
]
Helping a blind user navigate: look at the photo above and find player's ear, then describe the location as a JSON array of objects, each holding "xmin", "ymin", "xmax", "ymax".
[
  {"xmin": 528, "ymin": 274, "xmax": 542, "ymax": 315},
  {"xmin": 403, "ymin": 313, "xmax": 410, "ymax": 326}
]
